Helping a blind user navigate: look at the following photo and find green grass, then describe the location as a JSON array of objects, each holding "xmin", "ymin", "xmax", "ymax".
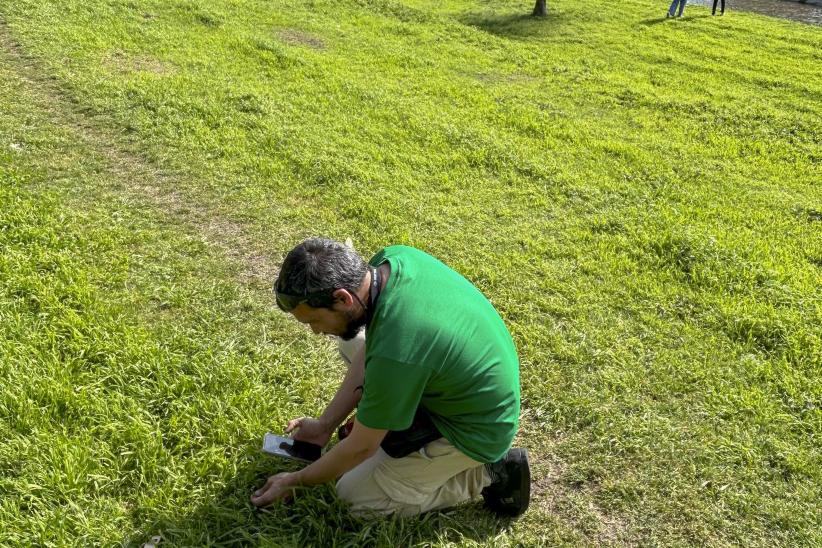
[{"xmin": 1, "ymin": 0, "xmax": 820, "ymax": 545}]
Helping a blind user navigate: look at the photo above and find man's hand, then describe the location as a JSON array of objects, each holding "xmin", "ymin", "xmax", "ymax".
[
  {"xmin": 285, "ymin": 417, "xmax": 333, "ymax": 447},
  {"xmin": 252, "ymin": 418, "xmax": 387, "ymax": 509},
  {"xmin": 285, "ymin": 418, "xmax": 387, "ymax": 488},
  {"xmin": 250, "ymin": 472, "xmax": 299, "ymax": 508}
]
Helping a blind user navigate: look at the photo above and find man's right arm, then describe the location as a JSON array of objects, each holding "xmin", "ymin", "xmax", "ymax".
[{"xmin": 286, "ymin": 341, "xmax": 365, "ymax": 446}]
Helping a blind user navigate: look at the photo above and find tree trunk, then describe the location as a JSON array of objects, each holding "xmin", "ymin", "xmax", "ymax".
[{"xmin": 532, "ymin": 0, "xmax": 547, "ymax": 16}]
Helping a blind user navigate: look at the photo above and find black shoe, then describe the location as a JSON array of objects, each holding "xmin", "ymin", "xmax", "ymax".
[{"xmin": 481, "ymin": 448, "xmax": 531, "ymax": 517}]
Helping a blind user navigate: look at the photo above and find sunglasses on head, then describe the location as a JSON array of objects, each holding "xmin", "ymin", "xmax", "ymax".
[{"xmin": 274, "ymin": 287, "xmax": 337, "ymax": 312}]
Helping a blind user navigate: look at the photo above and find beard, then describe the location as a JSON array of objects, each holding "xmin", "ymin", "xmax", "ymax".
[{"xmin": 339, "ymin": 309, "xmax": 367, "ymax": 340}]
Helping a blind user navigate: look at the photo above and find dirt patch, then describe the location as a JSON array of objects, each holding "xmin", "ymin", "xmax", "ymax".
[
  {"xmin": 472, "ymin": 71, "xmax": 538, "ymax": 85},
  {"xmin": 205, "ymin": 217, "xmax": 276, "ymax": 285},
  {"xmin": 276, "ymin": 29, "xmax": 325, "ymax": 50},
  {"xmin": 0, "ymin": 22, "xmax": 279, "ymax": 292},
  {"xmin": 530, "ymin": 451, "xmax": 632, "ymax": 545},
  {"xmin": 118, "ymin": 180, "xmax": 278, "ymax": 289},
  {"xmin": 518, "ymin": 414, "xmax": 633, "ymax": 545},
  {"xmin": 525, "ymin": 438, "xmax": 569, "ymax": 518},
  {"xmin": 104, "ymin": 50, "xmax": 173, "ymax": 75}
]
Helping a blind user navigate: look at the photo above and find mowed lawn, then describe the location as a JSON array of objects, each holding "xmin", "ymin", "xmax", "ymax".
[{"xmin": 0, "ymin": 0, "xmax": 820, "ymax": 545}]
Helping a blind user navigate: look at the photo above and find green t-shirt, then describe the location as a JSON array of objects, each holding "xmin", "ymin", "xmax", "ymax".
[{"xmin": 356, "ymin": 246, "xmax": 520, "ymax": 463}]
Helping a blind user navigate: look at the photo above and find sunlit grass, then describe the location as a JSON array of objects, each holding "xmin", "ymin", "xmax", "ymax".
[{"xmin": 0, "ymin": 0, "xmax": 820, "ymax": 545}]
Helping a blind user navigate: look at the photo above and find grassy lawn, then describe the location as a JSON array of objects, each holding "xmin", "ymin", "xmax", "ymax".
[{"xmin": 1, "ymin": 0, "xmax": 820, "ymax": 545}]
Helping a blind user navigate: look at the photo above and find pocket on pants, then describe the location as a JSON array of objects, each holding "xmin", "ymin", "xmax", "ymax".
[{"xmin": 420, "ymin": 438, "xmax": 456, "ymax": 460}]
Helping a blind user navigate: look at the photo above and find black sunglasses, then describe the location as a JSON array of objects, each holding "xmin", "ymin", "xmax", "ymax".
[{"xmin": 274, "ymin": 287, "xmax": 337, "ymax": 312}]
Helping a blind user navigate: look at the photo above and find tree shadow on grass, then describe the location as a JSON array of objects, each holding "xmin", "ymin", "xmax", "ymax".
[
  {"xmin": 459, "ymin": 12, "xmax": 562, "ymax": 41},
  {"xmin": 123, "ymin": 449, "xmax": 512, "ymax": 546}
]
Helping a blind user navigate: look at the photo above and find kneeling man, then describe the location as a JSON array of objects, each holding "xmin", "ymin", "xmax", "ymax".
[{"xmin": 251, "ymin": 239, "xmax": 530, "ymax": 517}]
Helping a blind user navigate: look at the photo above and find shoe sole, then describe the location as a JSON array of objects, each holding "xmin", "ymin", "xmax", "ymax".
[
  {"xmin": 508, "ymin": 447, "xmax": 531, "ymax": 517},
  {"xmin": 484, "ymin": 447, "xmax": 531, "ymax": 517}
]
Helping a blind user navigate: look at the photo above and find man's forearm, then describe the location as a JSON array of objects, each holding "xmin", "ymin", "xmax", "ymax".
[
  {"xmin": 294, "ymin": 435, "xmax": 375, "ymax": 486},
  {"xmin": 250, "ymin": 433, "xmax": 377, "ymax": 508}
]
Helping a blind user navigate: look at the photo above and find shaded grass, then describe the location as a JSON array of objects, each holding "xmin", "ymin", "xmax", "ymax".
[{"xmin": 0, "ymin": 0, "xmax": 820, "ymax": 545}]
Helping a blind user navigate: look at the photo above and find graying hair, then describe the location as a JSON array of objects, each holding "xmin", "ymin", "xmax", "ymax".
[{"xmin": 275, "ymin": 238, "xmax": 368, "ymax": 307}]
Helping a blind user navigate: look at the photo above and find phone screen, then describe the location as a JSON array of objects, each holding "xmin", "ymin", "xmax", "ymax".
[{"xmin": 262, "ymin": 433, "xmax": 322, "ymax": 462}]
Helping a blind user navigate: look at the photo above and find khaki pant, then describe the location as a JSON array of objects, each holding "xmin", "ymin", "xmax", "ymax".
[{"xmin": 336, "ymin": 333, "xmax": 491, "ymax": 516}]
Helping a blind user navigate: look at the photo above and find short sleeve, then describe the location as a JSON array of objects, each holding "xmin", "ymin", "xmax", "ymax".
[{"xmin": 356, "ymin": 356, "xmax": 431, "ymax": 431}]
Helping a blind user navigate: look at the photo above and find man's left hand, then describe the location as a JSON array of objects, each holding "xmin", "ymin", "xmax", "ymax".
[{"xmin": 251, "ymin": 472, "xmax": 299, "ymax": 508}]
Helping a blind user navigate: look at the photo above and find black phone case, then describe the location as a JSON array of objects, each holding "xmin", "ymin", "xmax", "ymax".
[{"xmin": 262, "ymin": 433, "xmax": 322, "ymax": 462}]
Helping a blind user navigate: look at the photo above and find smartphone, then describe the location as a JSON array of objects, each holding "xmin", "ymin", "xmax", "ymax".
[{"xmin": 262, "ymin": 433, "xmax": 322, "ymax": 463}]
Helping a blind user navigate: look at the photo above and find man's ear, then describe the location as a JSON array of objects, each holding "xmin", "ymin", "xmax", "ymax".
[{"xmin": 331, "ymin": 288, "xmax": 355, "ymax": 307}]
